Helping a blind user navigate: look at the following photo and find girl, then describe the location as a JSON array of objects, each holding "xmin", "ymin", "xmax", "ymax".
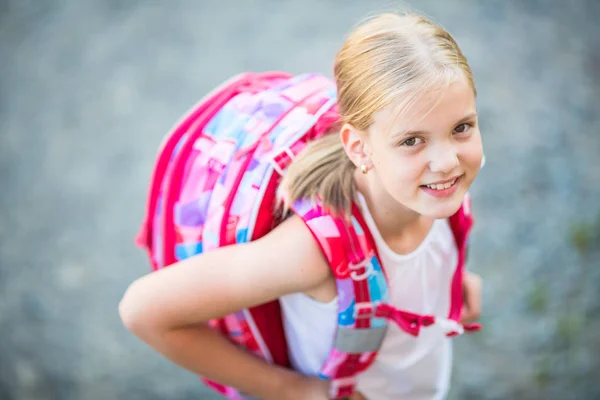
[{"xmin": 120, "ymin": 12, "xmax": 483, "ymax": 400}]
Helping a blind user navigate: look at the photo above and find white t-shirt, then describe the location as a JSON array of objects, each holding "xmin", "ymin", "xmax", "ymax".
[{"xmin": 279, "ymin": 194, "xmax": 459, "ymax": 400}]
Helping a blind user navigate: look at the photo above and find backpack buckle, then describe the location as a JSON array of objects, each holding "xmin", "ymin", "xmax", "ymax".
[
  {"xmin": 353, "ymin": 301, "xmax": 380, "ymax": 319},
  {"xmin": 329, "ymin": 376, "xmax": 356, "ymax": 399},
  {"xmin": 270, "ymin": 147, "xmax": 297, "ymax": 176}
]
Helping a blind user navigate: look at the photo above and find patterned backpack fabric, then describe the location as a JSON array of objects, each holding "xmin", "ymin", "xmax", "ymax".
[{"xmin": 136, "ymin": 72, "xmax": 480, "ymax": 399}]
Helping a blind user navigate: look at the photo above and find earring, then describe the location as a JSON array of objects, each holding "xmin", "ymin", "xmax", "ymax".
[{"xmin": 360, "ymin": 164, "xmax": 368, "ymax": 175}]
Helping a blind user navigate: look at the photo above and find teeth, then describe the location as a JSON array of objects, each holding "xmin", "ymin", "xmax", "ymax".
[{"xmin": 426, "ymin": 178, "xmax": 457, "ymax": 190}]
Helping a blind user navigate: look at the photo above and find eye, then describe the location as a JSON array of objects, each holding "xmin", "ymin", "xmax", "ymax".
[
  {"xmin": 400, "ymin": 137, "xmax": 423, "ymax": 147},
  {"xmin": 454, "ymin": 123, "xmax": 473, "ymax": 134}
]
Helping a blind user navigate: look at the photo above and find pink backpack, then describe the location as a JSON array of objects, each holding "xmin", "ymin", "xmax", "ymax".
[{"xmin": 136, "ymin": 72, "xmax": 480, "ymax": 399}]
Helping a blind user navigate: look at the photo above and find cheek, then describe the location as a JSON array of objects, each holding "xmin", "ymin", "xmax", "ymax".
[
  {"xmin": 461, "ymin": 138, "xmax": 484, "ymax": 172},
  {"xmin": 376, "ymin": 152, "xmax": 425, "ymax": 189}
]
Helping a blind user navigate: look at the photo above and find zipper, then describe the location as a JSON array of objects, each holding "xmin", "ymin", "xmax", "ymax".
[
  {"xmin": 218, "ymin": 81, "xmax": 334, "ymax": 246},
  {"xmin": 138, "ymin": 72, "xmax": 254, "ymax": 268},
  {"xmin": 162, "ymin": 86, "xmax": 243, "ymax": 266},
  {"xmin": 163, "ymin": 72, "xmax": 293, "ymax": 264}
]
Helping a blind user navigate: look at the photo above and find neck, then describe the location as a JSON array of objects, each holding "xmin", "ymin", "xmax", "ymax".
[{"xmin": 354, "ymin": 169, "xmax": 433, "ymax": 254}]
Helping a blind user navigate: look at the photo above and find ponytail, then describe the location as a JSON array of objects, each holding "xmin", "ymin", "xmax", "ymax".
[{"xmin": 278, "ymin": 132, "xmax": 356, "ymax": 218}]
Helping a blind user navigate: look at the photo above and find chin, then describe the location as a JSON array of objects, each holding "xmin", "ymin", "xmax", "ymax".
[
  {"xmin": 427, "ymin": 207, "xmax": 461, "ymax": 219},
  {"xmin": 419, "ymin": 194, "xmax": 465, "ymax": 219}
]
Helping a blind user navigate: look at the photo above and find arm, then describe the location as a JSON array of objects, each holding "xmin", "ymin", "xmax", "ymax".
[
  {"xmin": 460, "ymin": 270, "xmax": 482, "ymax": 324},
  {"xmin": 119, "ymin": 215, "xmax": 332, "ymax": 400}
]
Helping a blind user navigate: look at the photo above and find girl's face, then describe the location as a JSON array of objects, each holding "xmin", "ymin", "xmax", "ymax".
[{"xmin": 364, "ymin": 76, "xmax": 483, "ymax": 219}]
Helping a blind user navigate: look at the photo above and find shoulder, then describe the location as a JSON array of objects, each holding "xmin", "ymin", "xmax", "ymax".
[{"xmin": 255, "ymin": 214, "xmax": 333, "ymax": 294}]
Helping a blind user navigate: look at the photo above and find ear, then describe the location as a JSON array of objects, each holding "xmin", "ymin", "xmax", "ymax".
[{"xmin": 340, "ymin": 123, "xmax": 372, "ymax": 169}]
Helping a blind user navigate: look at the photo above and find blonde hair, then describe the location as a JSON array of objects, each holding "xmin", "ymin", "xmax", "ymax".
[{"xmin": 279, "ymin": 12, "xmax": 476, "ymax": 217}]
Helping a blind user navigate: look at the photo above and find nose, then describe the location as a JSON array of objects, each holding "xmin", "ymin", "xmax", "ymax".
[{"xmin": 428, "ymin": 143, "xmax": 459, "ymax": 174}]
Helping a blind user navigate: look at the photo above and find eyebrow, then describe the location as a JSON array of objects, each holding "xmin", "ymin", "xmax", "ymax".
[{"xmin": 393, "ymin": 112, "xmax": 478, "ymax": 138}]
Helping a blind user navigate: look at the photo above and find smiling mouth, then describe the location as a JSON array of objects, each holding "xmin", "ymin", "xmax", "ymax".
[{"xmin": 420, "ymin": 175, "xmax": 462, "ymax": 191}]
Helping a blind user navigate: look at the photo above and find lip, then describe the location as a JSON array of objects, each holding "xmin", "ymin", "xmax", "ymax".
[
  {"xmin": 420, "ymin": 175, "xmax": 463, "ymax": 198},
  {"xmin": 423, "ymin": 175, "xmax": 462, "ymax": 186}
]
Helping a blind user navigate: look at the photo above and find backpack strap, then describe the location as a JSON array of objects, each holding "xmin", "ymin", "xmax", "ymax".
[
  {"xmin": 291, "ymin": 198, "xmax": 390, "ymax": 398},
  {"xmin": 291, "ymin": 196, "xmax": 481, "ymax": 398},
  {"xmin": 447, "ymin": 193, "xmax": 481, "ymax": 335}
]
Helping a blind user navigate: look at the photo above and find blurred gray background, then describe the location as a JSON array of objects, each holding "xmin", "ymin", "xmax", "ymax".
[{"xmin": 1, "ymin": 0, "xmax": 599, "ymax": 399}]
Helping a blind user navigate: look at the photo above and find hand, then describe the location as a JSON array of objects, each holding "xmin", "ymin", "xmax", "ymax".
[
  {"xmin": 282, "ymin": 374, "xmax": 367, "ymax": 400},
  {"xmin": 282, "ymin": 375, "xmax": 330, "ymax": 400},
  {"xmin": 460, "ymin": 270, "xmax": 482, "ymax": 324},
  {"xmin": 347, "ymin": 392, "xmax": 368, "ymax": 400}
]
